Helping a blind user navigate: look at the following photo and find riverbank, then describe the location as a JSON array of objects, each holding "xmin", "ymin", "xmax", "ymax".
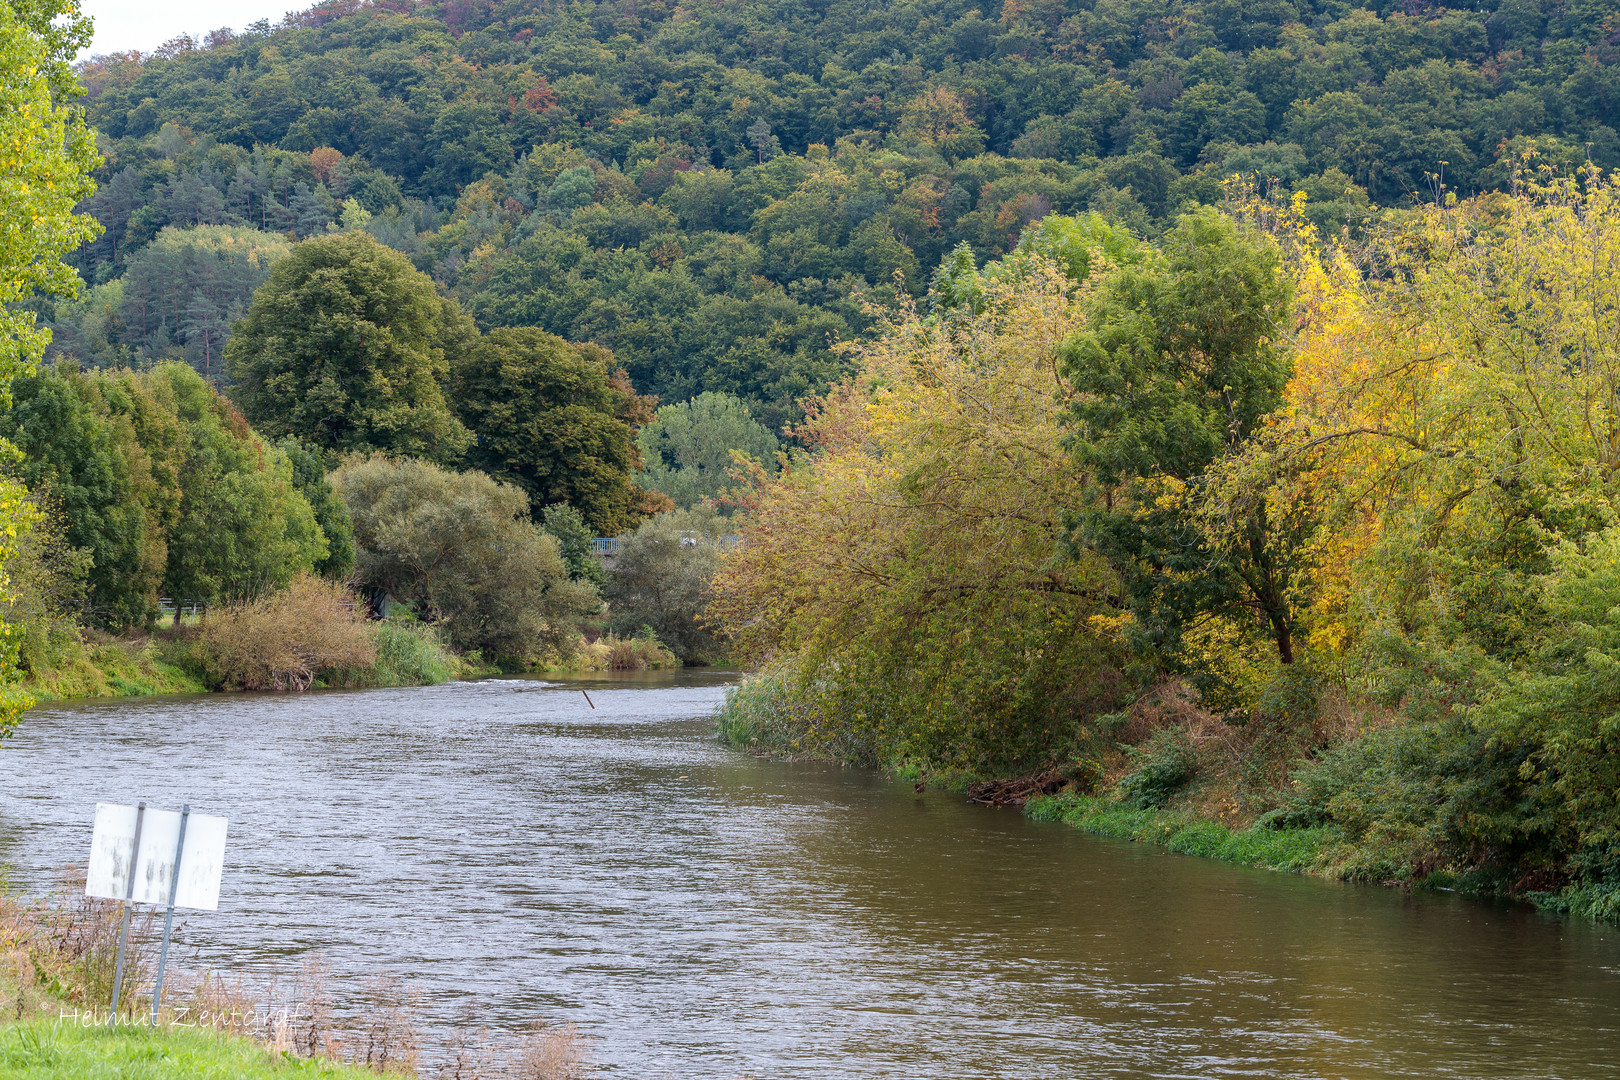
[
  {"xmin": 714, "ymin": 671, "xmax": 1620, "ymax": 923},
  {"xmin": 0, "ymin": 888, "xmax": 394, "ymax": 1079},
  {"xmin": 0, "ymin": 883, "xmax": 594, "ymax": 1079},
  {"xmin": 0, "ymin": 1019, "xmax": 384, "ymax": 1080},
  {"xmin": 1023, "ymin": 792, "xmax": 1336, "ymax": 874},
  {"xmin": 18, "ymin": 625, "xmax": 682, "ymax": 703}
]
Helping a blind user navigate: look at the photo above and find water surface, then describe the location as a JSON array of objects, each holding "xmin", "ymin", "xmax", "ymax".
[{"xmin": 1, "ymin": 673, "xmax": 1617, "ymax": 1078}]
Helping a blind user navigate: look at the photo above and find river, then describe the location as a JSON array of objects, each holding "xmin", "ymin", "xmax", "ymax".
[{"xmin": 1, "ymin": 672, "xmax": 1617, "ymax": 1078}]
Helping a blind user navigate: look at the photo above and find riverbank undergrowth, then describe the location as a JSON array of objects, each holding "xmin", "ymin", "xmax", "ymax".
[{"xmin": 1024, "ymin": 792, "xmax": 1337, "ymax": 874}]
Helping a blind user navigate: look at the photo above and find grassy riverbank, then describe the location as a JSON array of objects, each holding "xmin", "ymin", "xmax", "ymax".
[
  {"xmin": 0, "ymin": 884, "xmax": 596, "ymax": 1079},
  {"xmin": 1024, "ymin": 792, "xmax": 1336, "ymax": 875},
  {"xmin": 0, "ymin": 1020, "xmax": 383, "ymax": 1080},
  {"xmin": 715, "ymin": 672, "xmax": 1620, "ymax": 922},
  {"xmin": 18, "ymin": 627, "xmax": 681, "ymax": 703}
]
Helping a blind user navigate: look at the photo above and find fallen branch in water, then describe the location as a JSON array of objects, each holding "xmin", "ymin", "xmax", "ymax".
[{"xmin": 965, "ymin": 771, "xmax": 1069, "ymax": 808}]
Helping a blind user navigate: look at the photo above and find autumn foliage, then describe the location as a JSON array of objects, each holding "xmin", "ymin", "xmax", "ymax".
[{"xmin": 712, "ymin": 174, "xmax": 1620, "ymax": 914}]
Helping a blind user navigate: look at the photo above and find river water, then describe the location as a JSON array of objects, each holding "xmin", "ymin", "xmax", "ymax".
[{"xmin": 1, "ymin": 672, "xmax": 1618, "ymax": 1078}]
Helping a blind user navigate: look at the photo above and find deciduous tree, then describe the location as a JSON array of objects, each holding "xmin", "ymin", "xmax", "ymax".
[
  {"xmin": 331, "ymin": 454, "xmax": 598, "ymax": 663},
  {"xmin": 226, "ymin": 232, "xmax": 474, "ymax": 462},
  {"xmin": 450, "ymin": 327, "xmax": 647, "ymax": 535}
]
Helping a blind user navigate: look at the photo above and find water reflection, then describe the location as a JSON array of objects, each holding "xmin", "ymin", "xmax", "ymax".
[{"xmin": 1, "ymin": 673, "xmax": 1616, "ymax": 1078}]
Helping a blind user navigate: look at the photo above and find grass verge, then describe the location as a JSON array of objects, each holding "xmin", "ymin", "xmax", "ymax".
[
  {"xmin": 1024, "ymin": 791, "xmax": 1338, "ymax": 874},
  {"xmin": 0, "ymin": 1021, "xmax": 381, "ymax": 1080}
]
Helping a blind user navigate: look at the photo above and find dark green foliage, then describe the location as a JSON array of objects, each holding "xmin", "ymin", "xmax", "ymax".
[
  {"xmin": 1063, "ymin": 210, "xmax": 1292, "ymax": 486},
  {"xmin": 51, "ymin": 225, "xmax": 289, "ymax": 378},
  {"xmin": 0, "ymin": 363, "xmax": 155, "ymax": 627},
  {"xmin": 539, "ymin": 502, "xmax": 604, "ymax": 586},
  {"xmin": 1116, "ymin": 728, "xmax": 1200, "ymax": 809},
  {"xmin": 52, "ymin": 0, "xmax": 1608, "ymax": 424},
  {"xmin": 153, "ymin": 363, "xmax": 329, "ymax": 607},
  {"xmin": 225, "ymin": 232, "xmax": 474, "ymax": 463},
  {"xmin": 331, "ymin": 454, "xmax": 599, "ymax": 663},
  {"xmin": 449, "ymin": 326, "xmax": 643, "ymax": 535},
  {"xmin": 1064, "ymin": 213, "xmax": 1302, "ymax": 668},
  {"xmin": 1, "ymin": 361, "xmax": 333, "ymax": 622}
]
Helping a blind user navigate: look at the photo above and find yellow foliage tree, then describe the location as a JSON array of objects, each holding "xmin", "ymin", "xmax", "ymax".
[{"xmin": 710, "ymin": 256, "xmax": 1128, "ymax": 772}]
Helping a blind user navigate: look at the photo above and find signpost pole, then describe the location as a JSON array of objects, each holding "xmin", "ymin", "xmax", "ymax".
[
  {"xmin": 108, "ymin": 801, "xmax": 146, "ymax": 1022},
  {"xmin": 149, "ymin": 804, "xmax": 189, "ymax": 1027}
]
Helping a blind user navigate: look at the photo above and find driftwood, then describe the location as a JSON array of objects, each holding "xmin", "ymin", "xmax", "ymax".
[{"xmin": 965, "ymin": 770, "xmax": 1069, "ymax": 808}]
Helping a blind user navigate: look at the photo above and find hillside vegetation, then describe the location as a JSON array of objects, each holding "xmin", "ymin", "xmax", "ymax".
[{"xmin": 48, "ymin": 0, "xmax": 1618, "ymax": 428}]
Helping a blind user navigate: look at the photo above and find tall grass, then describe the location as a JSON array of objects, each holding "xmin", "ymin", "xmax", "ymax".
[
  {"xmin": 562, "ymin": 632, "xmax": 679, "ymax": 672},
  {"xmin": 715, "ymin": 666, "xmax": 876, "ymax": 764},
  {"xmin": 354, "ymin": 622, "xmax": 455, "ymax": 687}
]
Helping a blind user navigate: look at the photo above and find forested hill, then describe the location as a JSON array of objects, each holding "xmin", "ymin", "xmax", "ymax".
[{"xmin": 58, "ymin": 0, "xmax": 1618, "ymax": 427}]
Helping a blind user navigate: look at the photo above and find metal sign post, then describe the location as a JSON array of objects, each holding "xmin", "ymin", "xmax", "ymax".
[
  {"xmin": 109, "ymin": 801, "xmax": 146, "ymax": 1019},
  {"xmin": 86, "ymin": 802, "xmax": 228, "ymax": 1024},
  {"xmin": 150, "ymin": 804, "xmax": 189, "ymax": 1026}
]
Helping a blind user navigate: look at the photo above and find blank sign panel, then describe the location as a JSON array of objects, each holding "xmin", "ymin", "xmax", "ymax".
[{"xmin": 85, "ymin": 803, "xmax": 228, "ymax": 911}]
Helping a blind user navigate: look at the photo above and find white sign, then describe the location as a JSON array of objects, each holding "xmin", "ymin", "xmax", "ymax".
[{"xmin": 85, "ymin": 803, "xmax": 229, "ymax": 912}]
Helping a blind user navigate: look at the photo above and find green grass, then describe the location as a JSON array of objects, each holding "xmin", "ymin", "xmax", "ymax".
[
  {"xmin": 0, "ymin": 1021, "xmax": 380, "ymax": 1080},
  {"xmin": 1025, "ymin": 791, "xmax": 1339, "ymax": 874},
  {"xmin": 24, "ymin": 639, "xmax": 206, "ymax": 701}
]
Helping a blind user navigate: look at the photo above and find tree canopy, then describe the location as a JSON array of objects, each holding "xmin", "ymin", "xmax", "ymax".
[
  {"xmin": 634, "ymin": 391, "xmax": 780, "ymax": 510},
  {"xmin": 450, "ymin": 326, "xmax": 647, "ymax": 535},
  {"xmin": 36, "ymin": 0, "xmax": 1613, "ymax": 425},
  {"xmin": 331, "ymin": 454, "xmax": 598, "ymax": 662},
  {"xmin": 225, "ymin": 231, "xmax": 474, "ymax": 462}
]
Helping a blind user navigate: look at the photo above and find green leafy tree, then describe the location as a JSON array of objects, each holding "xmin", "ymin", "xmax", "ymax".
[
  {"xmin": 153, "ymin": 363, "xmax": 328, "ymax": 608},
  {"xmin": 0, "ymin": 0, "xmax": 101, "ymax": 737},
  {"xmin": 1064, "ymin": 209, "xmax": 1292, "ymax": 485},
  {"xmin": 277, "ymin": 437, "xmax": 356, "ymax": 580},
  {"xmin": 450, "ymin": 326, "xmax": 646, "ymax": 535},
  {"xmin": 0, "ymin": 362, "xmax": 164, "ymax": 628},
  {"xmin": 634, "ymin": 392, "xmax": 779, "ymax": 510},
  {"xmin": 540, "ymin": 502, "xmax": 605, "ymax": 586},
  {"xmin": 331, "ymin": 454, "xmax": 598, "ymax": 663},
  {"xmin": 0, "ymin": 0, "xmax": 99, "ymax": 400},
  {"xmin": 547, "ymin": 165, "xmax": 596, "ymax": 212},
  {"xmin": 1062, "ymin": 210, "xmax": 1297, "ymax": 667},
  {"xmin": 225, "ymin": 231, "xmax": 474, "ymax": 462},
  {"xmin": 113, "ymin": 225, "xmax": 290, "ymax": 378},
  {"xmin": 605, "ymin": 506, "xmax": 728, "ymax": 663}
]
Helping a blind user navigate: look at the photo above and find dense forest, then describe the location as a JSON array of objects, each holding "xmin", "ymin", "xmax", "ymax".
[{"xmin": 41, "ymin": 0, "xmax": 1619, "ymax": 429}]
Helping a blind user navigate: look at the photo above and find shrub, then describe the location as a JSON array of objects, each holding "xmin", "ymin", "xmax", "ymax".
[
  {"xmin": 714, "ymin": 664, "xmax": 878, "ymax": 764},
  {"xmin": 194, "ymin": 576, "xmax": 376, "ymax": 690},
  {"xmin": 566, "ymin": 631, "xmax": 678, "ymax": 671},
  {"xmin": 1116, "ymin": 727, "xmax": 1199, "ymax": 808},
  {"xmin": 604, "ymin": 505, "xmax": 726, "ymax": 663},
  {"xmin": 332, "ymin": 454, "xmax": 599, "ymax": 664}
]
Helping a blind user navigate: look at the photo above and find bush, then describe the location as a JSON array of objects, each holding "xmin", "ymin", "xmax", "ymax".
[
  {"xmin": 367, "ymin": 621, "xmax": 454, "ymax": 686},
  {"xmin": 1115, "ymin": 727, "xmax": 1199, "ymax": 808},
  {"xmin": 604, "ymin": 506, "xmax": 726, "ymax": 663},
  {"xmin": 714, "ymin": 665, "xmax": 878, "ymax": 764},
  {"xmin": 567, "ymin": 631, "xmax": 679, "ymax": 671},
  {"xmin": 194, "ymin": 576, "xmax": 376, "ymax": 690},
  {"xmin": 332, "ymin": 454, "xmax": 599, "ymax": 664}
]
